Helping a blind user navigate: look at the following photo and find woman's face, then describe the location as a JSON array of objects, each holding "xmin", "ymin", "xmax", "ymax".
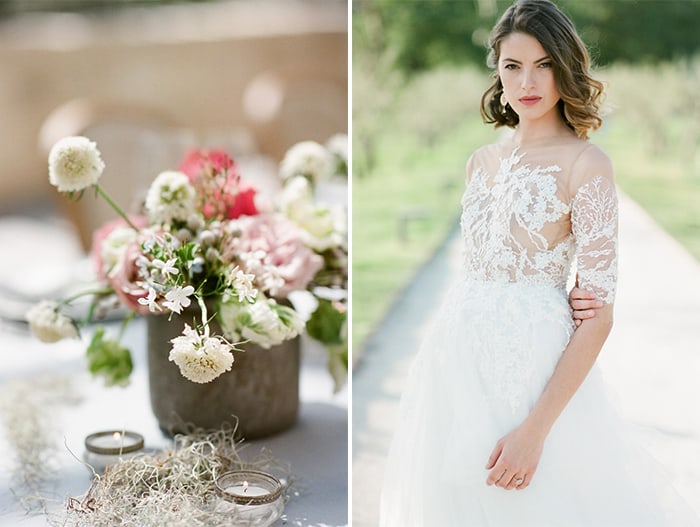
[{"xmin": 498, "ymin": 32, "xmax": 561, "ymax": 124}]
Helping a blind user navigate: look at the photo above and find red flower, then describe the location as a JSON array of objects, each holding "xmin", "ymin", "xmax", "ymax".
[
  {"xmin": 226, "ymin": 183, "xmax": 259, "ymax": 219},
  {"xmin": 178, "ymin": 149, "xmax": 259, "ymax": 220}
]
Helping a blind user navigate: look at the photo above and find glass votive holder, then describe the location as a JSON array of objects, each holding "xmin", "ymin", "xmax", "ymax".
[
  {"xmin": 83, "ymin": 430, "xmax": 145, "ymax": 473},
  {"xmin": 215, "ymin": 470, "xmax": 285, "ymax": 526}
]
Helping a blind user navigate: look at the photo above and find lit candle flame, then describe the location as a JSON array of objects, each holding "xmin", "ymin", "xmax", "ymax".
[
  {"xmin": 243, "ymin": 480, "xmax": 249, "ymax": 494},
  {"xmin": 113, "ymin": 432, "xmax": 122, "ymax": 442}
]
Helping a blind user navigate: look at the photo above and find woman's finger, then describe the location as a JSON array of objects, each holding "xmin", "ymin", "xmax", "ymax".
[
  {"xmin": 506, "ymin": 473, "xmax": 525, "ymax": 490},
  {"xmin": 495, "ymin": 468, "xmax": 513, "ymax": 488},
  {"xmin": 571, "ymin": 298, "xmax": 602, "ymax": 311},
  {"xmin": 486, "ymin": 464, "xmax": 507, "ymax": 486},
  {"xmin": 516, "ymin": 472, "xmax": 532, "ymax": 490},
  {"xmin": 485, "ymin": 443, "xmax": 502, "ymax": 470}
]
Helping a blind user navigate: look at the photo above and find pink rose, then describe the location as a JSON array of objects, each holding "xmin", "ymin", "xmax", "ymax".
[{"xmin": 223, "ymin": 213, "xmax": 323, "ymax": 297}]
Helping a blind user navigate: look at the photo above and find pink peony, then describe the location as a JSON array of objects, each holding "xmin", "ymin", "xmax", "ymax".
[
  {"xmin": 107, "ymin": 239, "xmax": 151, "ymax": 315},
  {"xmin": 222, "ymin": 213, "xmax": 323, "ymax": 297}
]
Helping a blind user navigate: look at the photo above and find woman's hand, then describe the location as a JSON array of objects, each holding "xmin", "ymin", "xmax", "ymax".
[
  {"xmin": 485, "ymin": 421, "xmax": 546, "ymax": 490},
  {"xmin": 569, "ymin": 285, "xmax": 604, "ymax": 327}
]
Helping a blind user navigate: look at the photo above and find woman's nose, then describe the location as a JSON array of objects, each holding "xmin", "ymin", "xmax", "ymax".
[{"xmin": 521, "ymin": 69, "xmax": 535, "ymax": 89}]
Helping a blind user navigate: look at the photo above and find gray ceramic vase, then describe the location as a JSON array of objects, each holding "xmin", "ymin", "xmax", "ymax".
[{"xmin": 146, "ymin": 306, "xmax": 300, "ymax": 439}]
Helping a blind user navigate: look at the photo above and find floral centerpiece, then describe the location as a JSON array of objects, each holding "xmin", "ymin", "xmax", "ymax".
[{"xmin": 26, "ymin": 135, "xmax": 348, "ymax": 395}]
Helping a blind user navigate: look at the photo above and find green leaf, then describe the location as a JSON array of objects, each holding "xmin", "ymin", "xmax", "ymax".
[
  {"xmin": 86, "ymin": 326, "xmax": 134, "ymax": 387},
  {"xmin": 306, "ymin": 298, "xmax": 346, "ymax": 346}
]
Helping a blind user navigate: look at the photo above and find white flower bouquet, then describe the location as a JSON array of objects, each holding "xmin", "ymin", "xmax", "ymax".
[{"xmin": 27, "ymin": 135, "xmax": 348, "ymax": 390}]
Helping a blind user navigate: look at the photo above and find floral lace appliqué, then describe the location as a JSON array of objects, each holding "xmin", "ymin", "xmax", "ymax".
[
  {"xmin": 461, "ymin": 148, "xmax": 573, "ymax": 290},
  {"xmin": 459, "ymin": 148, "xmax": 618, "ymax": 411}
]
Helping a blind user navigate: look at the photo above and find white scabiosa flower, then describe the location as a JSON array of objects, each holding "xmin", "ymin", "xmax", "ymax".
[
  {"xmin": 169, "ymin": 324, "xmax": 234, "ymax": 383},
  {"xmin": 145, "ymin": 171, "xmax": 197, "ymax": 225},
  {"xmin": 25, "ymin": 300, "xmax": 78, "ymax": 343},
  {"xmin": 48, "ymin": 136, "xmax": 105, "ymax": 192},
  {"xmin": 218, "ymin": 296, "xmax": 304, "ymax": 349},
  {"xmin": 279, "ymin": 141, "xmax": 333, "ymax": 186}
]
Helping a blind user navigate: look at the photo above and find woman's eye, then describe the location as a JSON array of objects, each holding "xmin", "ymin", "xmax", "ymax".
[
  {"xmin": 539, "ymin": 62, "xmax": 553, "ymax": 68},
  {"xmin": 504, "ymin": 64, "xmax": 518, "ymax": 70}
]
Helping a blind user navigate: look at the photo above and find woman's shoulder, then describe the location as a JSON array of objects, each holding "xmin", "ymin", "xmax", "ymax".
[
  {"xmin": 570, "ymin": 141, "xmax": 614, "ymax": 188},
  {"xmin": 465, "ymin": 141, "xmax": 511, "ymax": 173}
]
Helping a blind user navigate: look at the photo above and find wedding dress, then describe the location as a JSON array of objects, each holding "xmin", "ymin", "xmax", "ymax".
[{"xmin": 379, "ymin": 141, "xmax": 699, "ymax": 526}]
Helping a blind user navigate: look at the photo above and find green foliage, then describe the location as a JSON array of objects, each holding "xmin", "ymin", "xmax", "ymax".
[
  {"xmin": 307, "ymin": 298, "xmax": 346, "ymax": 345},
  {"xmin": 86, "ymin": 326, "xmax": 134, "ymax": 387},
  {"xmin": 306, "ymin": 298, "xmax": 347, "ymax": 392},
  {"xmin": 354, "ymin": 0, "xmax": 700, "ymax": 72}
]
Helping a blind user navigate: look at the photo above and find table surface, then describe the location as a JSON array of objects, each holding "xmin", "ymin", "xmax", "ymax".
[{"xmin": 0, "ymin": 315, "xmax": 348, "ymax": 527}]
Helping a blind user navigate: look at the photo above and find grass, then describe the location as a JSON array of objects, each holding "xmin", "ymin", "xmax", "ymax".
[{"xmin": 352, "ymin": 60, "xmax": 700, "ymax": 357}]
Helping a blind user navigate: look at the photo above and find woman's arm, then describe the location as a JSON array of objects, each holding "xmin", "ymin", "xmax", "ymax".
[
  {"xmin": 487, "ymin": 145, "xmax": 618, "ymax": 490},
  {"xmin": 485, "ymin": 307, "xmax": 613, "ymax": 489}
]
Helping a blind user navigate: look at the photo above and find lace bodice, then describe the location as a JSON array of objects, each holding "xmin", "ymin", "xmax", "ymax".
[{"xmin": 460, "ymin": 143, "xmax": 618, "ymax": 303}]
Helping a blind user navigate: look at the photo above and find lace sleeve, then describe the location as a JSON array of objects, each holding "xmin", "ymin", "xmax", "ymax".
[{"xmin": 571, "ymin": 174, "xmax": 618, "ymax": 304}]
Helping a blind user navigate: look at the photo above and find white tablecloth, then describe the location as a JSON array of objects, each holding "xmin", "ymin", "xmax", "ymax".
[{"xmin": 0, "ymin": 317, "xmax": 348, "ymax": 526}]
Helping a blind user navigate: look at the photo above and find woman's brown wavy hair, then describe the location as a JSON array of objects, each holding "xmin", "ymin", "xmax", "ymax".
[{"xmin": 480, "ymin": 0, "xmax": 604, "ymax": 139}]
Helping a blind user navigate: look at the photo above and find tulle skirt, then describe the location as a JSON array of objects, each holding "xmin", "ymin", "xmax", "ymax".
[{"xmin": 379, "ymin": 278, "xmax": 699, "ymax": 527}]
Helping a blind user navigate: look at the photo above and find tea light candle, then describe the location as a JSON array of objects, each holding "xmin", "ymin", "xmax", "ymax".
[
  {"xmin": 216, "ymin": 470, "xmax": 284, "ymax": 526},
  {"xmin": 84, "ymin": 430, "xmax": 144, "ymax": 473}
]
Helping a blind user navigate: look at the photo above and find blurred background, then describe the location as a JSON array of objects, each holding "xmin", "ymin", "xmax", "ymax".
[
  {"xmin": 352, "ymin": 0, "xmax": 700, "ymax": 355},
  {"xmin": 0, "ymin": 0, "xmax": 346, "ymax": 309}
]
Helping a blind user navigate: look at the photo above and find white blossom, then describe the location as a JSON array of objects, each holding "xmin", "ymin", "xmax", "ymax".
[
  {"xmin": 169, "ymin": 324, "xmax": 234, "ymax": 383},
  {"xmin": 279, "ymin": 176, "xmax": 346, "ymax": 251},
  {"xmin": 25, "ymin": 301, "xmax": 78, "ymax": 343},
  {"xmin": 48, "ymin": 136, "xmax": 105, "ymax": 192},
  {"xmin": 152, "ymin": 258, "xmax": 179, "ymax": 277},
  {"xmin": 145, "ymin": 171, "xmax": 197, "ymax": 225},
  {"xmin": 279, "ymin": 141, "xmax": 333, "ymax": 186},
  {"xmin": 163, "ymin": 285, "xmax": 195, "ymax": 314},
  {"xmin": 325, "ymin": 133, "xmax": 348, "ymax": 171},
  {"xmin": 225, "ymin": 266, "xmax": 258, "ymax": 303},
  {"xmin": 219, "ymin": 296, "xmax": 304, "ymax": 349},
  {"xmin": 137, "ymin": 287, "xmax": 162, "ymax": 313}
]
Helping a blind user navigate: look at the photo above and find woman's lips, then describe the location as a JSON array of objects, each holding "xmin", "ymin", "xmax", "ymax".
[{"xmin": 519, "ymin": 96, "xmax": 542, "ymax": 106}]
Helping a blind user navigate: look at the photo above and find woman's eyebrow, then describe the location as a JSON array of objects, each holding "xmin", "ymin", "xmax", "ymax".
[{"xmin": 502, "ymin": 55, "xmax": 551, "ymax": 64}]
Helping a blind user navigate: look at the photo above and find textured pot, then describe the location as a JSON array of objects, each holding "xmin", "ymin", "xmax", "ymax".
[{"xmin": 147, "ymin": 307, "xmax": 300, "ymax": 439}]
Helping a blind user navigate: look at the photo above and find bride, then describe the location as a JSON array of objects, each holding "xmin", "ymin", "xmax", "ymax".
[{"xmin": 378, "ymin": 1, "xmax": 700, "ymax": 525}]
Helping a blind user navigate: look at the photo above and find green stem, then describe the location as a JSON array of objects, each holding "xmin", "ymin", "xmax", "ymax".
[
  {"xmin": 59, "ymin": 287, "xmax": 114, "ymax": 308},
  {"xmin": 94, "ymin": 184, "xmax": 139, "ymax": 231},
  {"xmin": 197, "ymin": 295, "xmax": 210, "ymax": 337}
]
